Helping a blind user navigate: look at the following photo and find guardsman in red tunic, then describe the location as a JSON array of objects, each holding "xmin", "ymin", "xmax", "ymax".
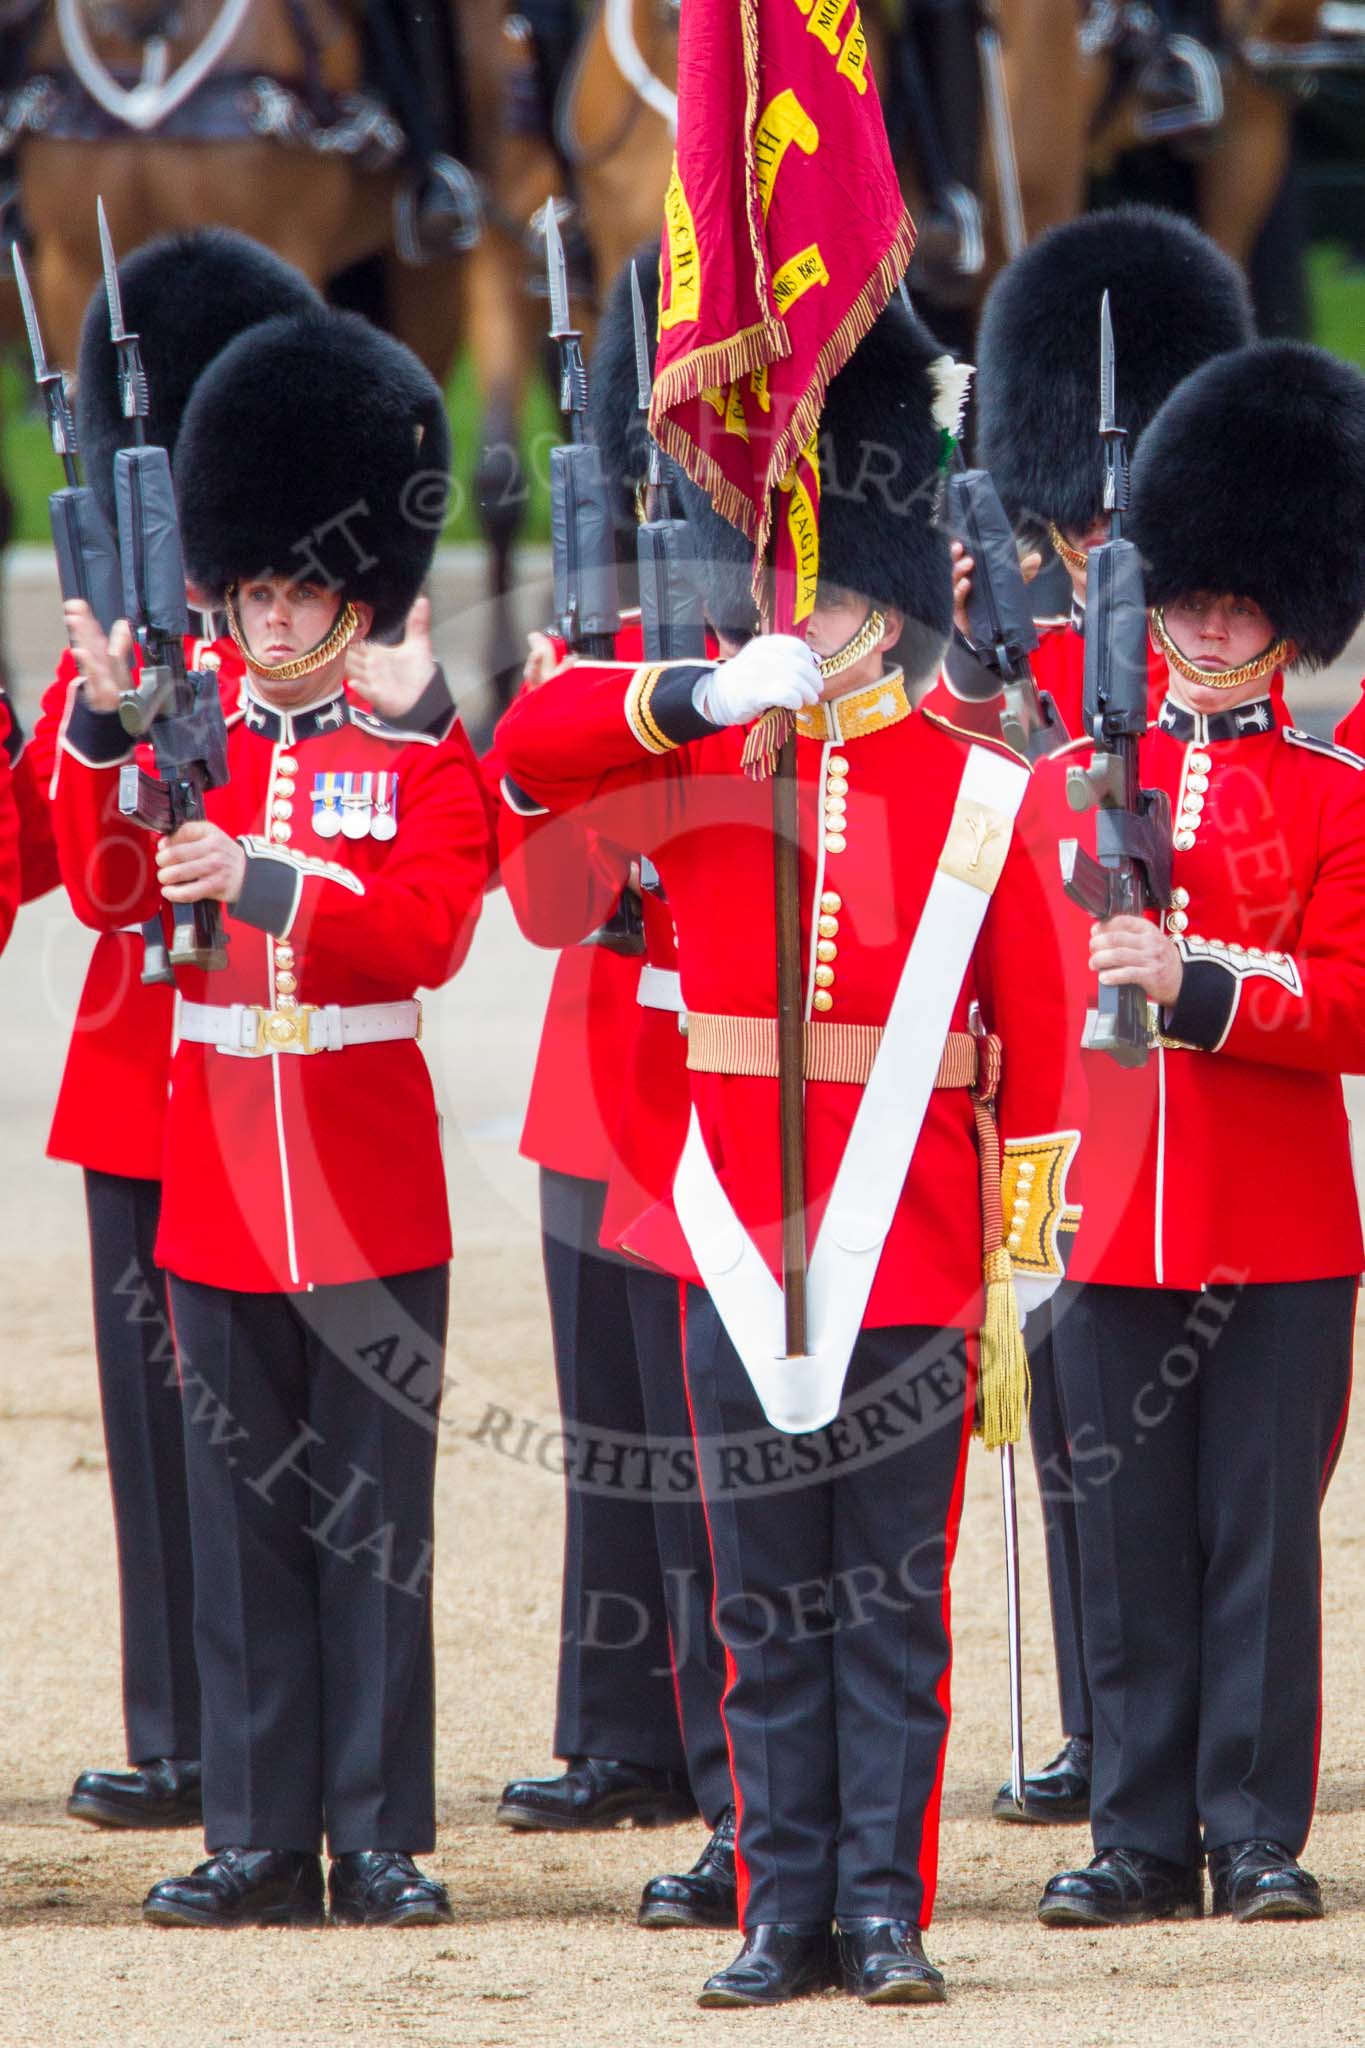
[
  {"xmin": 51, "ymin": 307, "xmax": 492, "ymax": 1929},
  {"xmin": 35, "ymin": 229, "xmax": 321, "ymax": 1834},
  {"xmin": 954, "ymin": 206, "xmax": 1256, "ymax": 1826},
  {"xmin": 494, "ymin": 252, "xmax": 728, "ymax": 1849},
  {"xmin": 498, "ymin": 297, "xmax": 1082, "ymax": 2008},
  {"xmin": 1037, "ymin": 340, "xmax": 1365, "ymax": 1930}
]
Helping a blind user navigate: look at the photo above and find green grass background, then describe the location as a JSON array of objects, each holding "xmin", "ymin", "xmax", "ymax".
[{"xmin": 4, "ymin": 242, "xmax": 1362, "ymax": 549}]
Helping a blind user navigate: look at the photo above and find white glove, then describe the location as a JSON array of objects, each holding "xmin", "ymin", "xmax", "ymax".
[{"xmin": 695, "ymin": 633, "xmax": 822, "ymax": 727}]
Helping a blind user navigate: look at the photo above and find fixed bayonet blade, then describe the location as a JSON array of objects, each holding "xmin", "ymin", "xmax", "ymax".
[
  {"xmin": 544, "ymin": 201, "xmax": 571, "ymax": 339},
  {"xmin": 97, "ymin": 196, "xmax": 149, "ymax": 425},
  {"xmin": 630, "ymin": 261, "xmax": 652, "ymax": 416},
  {"xmin": 1099, "ymin": 289, "xmax": 1117, "ymax": 435},
  {"xmin": 12, "ymin": 243, "xmax": 52, "ymax": 383},
  {"xmin": 97, "ymin": 196, "xmax": 127, "ymax": 340}
]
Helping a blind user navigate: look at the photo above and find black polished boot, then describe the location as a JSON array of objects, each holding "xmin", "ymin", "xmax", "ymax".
[
  {"xmin": 1208, "ymin": 1840, "xmax": 1323, "ymax": 1922},
  {"xmin": 68, "ymin": 1758, "xmax": 202, "ymax": 1831},
  {"xmin": 329, "ymin": 1851, "xmax": 452, "ymax": 1927},
  {"xmin": 638, "ymin": 1807, "xmax": 738, "ymax": 1929},
  {"xmin": 1038, "ymin": 1847, "xmax": 1204, "ymax": 1927},
  {"xmin": 142, "ymin": 1847, "xmax": 324, "ymax": 1928},
  {"xmin": 496, "ymin": 1757, "xmax": 696, "ymax": 1832},
  {"xmin": 993, "ymin": 1736, "xmax": 1092, "ymax": 1824},
  {"xmin": 835, "ymin": 1919, "xmax": 946, "ymax": 2005},
  {"xmin": 698, "ymin": 1924, "xmax": 835, "ymax": 2008}
]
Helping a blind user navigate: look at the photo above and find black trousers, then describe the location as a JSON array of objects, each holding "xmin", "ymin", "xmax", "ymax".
[
  {"xmin": 85, "ymin": 1170, "xmax": 200, "ymax": 1766},
  {"xmin": 1054, "ymin": 1277, "xmax": 1354, "ymax": 1867},
  {"xmin": 1026, "ymin": 1299, "xmax": 1091, "ymax": 1740},
  {"xmin": 168, "ymin": 1266, "xmax": 447, "ymax": 1856},
  {"xmin": 540, "ymin": 1170, "xmax": 686, "ymax": 1773},
  {"xmin": 683, "ymin": 1289, "xmax": 975, "ymax": 1927},
  {"xmin": 625, "ymin": 1262, "xmax": 731, "ymax": 1826}
]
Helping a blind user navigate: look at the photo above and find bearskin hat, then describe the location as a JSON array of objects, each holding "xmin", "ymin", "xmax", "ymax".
[
  {"xmin": 76, "ymin": 228, "xmax": 320, "ymax": 531},
  {"xmin": 1129, "ymin": 340, "xmax": 1365, "ymax": 670},
  {"xmin": 589, "ymin": 240, "xmax": 661, "ymax": 501},
  {"xmin": 673, "ymin": 471, "xmax": 760, "ymax": 642},
  {"xmin": 976, "ymin": 205, "xmax": 1254, "ymax": 540},
  {"xmin": 174, "ymin": 308, "xmax": 450, "ymax": 643},
  {"xmin": 814, "ymin": 290, "xmax": 956, "ymax": 651}
]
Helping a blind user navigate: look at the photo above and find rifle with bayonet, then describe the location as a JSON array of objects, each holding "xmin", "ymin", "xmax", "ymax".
[
  {"xmin": 1058, "ymin": 291, "xmax": 1172, "ymax": 1066},
  {"xmin": 12, "ymin": 243, "xmax": 124, "ymax": 635},
  {"xmin": 544, "ymin": 202, "xmax": 622, "ymax": 660},
  {"xmin": 945, "ymin": 460, "xmax": 1058, "ymax": 758},
  {"xmin": 540, "ymin": 204, "xmax": 641, "ymax": 955},
  {"xmin": 630, "ymin": 259, "xmax": 707, "ymax": 664},
  {"xmin": 96, "ymin": 197, "xmax": 231, "ymax": 973}
]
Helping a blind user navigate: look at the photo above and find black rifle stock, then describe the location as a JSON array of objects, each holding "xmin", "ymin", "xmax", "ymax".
[
  {"xmin": 1058, "ymin": 292, "xmax": 1172, "ymax": 1066},
  {"xmin": 946, "ymin": 466, "xmax": 1058, "ymax": 758}
]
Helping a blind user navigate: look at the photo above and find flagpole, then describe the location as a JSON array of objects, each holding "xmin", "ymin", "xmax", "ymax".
[{"xmin": 772, "ymin": 723, "xmax": 808, "ymax": 1358}]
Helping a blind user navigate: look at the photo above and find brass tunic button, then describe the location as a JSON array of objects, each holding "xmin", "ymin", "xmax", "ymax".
[
  {"xmin": 272, "ymin": 798, "xmax": 294, "ymax": 821},
  {"xmin": 275, "ymin": 756, "xmax": 298, "ymax": 778},
  {"xmin": 275, "ymin": 971, "xmax": 298, "ymax": 994},
  {"xmin": 1174, "ymin": 831, "xmax": 1196, "ymax": 851},
  {"xmin": 813, "ymin": 989, "xmax": 834, "ymax": 1012},
  {"xmin": 816, "ymin": 940, "xmax": 837, "ymax": 963},
  {"xmin": 1181, "ymin": 792, "xmax": 1205, "ymax": 814},
  {"xmin": 820, "ymin": 891, "xmax": 842, "ymax": 914},
  {"xmin": 824, "ymin": 832, "xmax": 847, "ymax": 854},
  {"xmin": 1167, "ymin": 911, "xmax": 1188, "ymax": 934},
  {"xmin": 1172, "ymin": 887, "xmax": 1190, "ymax": 909},
  {"xmin": 271, "ymin": 822, "xmax": 292, "ymax": 844},
  {"xmin": 274, "ymin": 944, "xmax": 295, "ymax": 967},
  {"xmin": 824, "ymin": 794, "xmax": 847, "ymax": 817},
  {"xmin": 827, "ymin": 755, "xmax": 849, "ymax": 776},
  {"xmin": 818, "ymin": 914, "xmax": 839, "ymax": 938},
  {"xmin": 276, "ymin": 992, "xmax": 297, "ymax": 1011},
  {"xmin": 814, "ymin": 964, "xmax": 835, "ymax": 988}
]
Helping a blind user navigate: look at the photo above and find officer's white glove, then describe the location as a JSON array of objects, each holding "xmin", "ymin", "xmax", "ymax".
[{"xmin": 695, "ymin": 634, "xmax": 822, "ymax": 727}]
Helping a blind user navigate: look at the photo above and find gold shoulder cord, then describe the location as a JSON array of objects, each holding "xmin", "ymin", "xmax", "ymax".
[
  {"xmin": 226, "ymin": 589, "xmax": 361, "ymax": 681},
  {"xmin": 1151, "ymin": 607, "xmax": 1288, "ymax": 693}
]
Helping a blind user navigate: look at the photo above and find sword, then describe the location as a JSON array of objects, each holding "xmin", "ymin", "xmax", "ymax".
[
  {"xmin": 1001, "ymin": 1440, "xmax": 1026, "ymax": 1808},
  {"xmin": 978, "ymin": 2, "xmax": 1027, "ymax": 261}
]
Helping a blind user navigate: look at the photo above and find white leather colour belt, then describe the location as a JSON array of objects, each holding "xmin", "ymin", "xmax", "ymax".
[
  {"xmin": 178, "ymin": 999, "xmax": 421, "ymax": 1056},
  {"xmin": 636, "ymin": 965, "xmax": 685, "ymax": 1014}
]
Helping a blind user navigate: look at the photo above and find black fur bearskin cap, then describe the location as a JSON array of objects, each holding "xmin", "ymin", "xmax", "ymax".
[
  {"xmin": 174, "ymin": 307, "xmax": 451, "ymax": 642},
  {"xmin": 76, "ymin": 227, "xmax": 321, "ymax": 532},
  {"xmin": 976, "ymin": 205, "xmax": 1255, "ymax": 540},
  {"xmin": 1130, "ymin": 340, "xmax": 1365, "ymax": 670},
  {"xmin": 589, "ymin": 240, "xmax": 662, "ymax": 502}
]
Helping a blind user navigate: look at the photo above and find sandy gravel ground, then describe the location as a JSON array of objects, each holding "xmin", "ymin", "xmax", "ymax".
[{"xmin": 1, "ymin": 563, "xmax": 1363, "ymax": 2045}]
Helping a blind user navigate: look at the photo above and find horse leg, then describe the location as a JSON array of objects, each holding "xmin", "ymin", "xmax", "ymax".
[
  {"xmin": 1193, "ymin": 68, "xmax": 1291, "ymax": 269},
  {"xmin": 993, "ymin": 0, "xmax": 1090, "ymax": 249}
]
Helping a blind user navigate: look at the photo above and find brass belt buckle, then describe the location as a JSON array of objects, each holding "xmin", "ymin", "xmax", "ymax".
[{"xmin": 249, "ymin": 1003, "xmax": 319, "ymax": 1054}]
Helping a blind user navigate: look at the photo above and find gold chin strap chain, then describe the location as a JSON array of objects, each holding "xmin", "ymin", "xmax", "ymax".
[
  {"xmin": 817, "ymin": 608, "xmax": 886, "ymax": 680},
  {"xmin": 1047, "ymin": 521, "xmax": 1090, "ymax": 576},
  {"xmin": 1151, "ymin": 606, "xmax": 1289, "ymax": 693},
  {"xmin": 226, "ymin": 589, "xmax": 361, "ymax": 682}
]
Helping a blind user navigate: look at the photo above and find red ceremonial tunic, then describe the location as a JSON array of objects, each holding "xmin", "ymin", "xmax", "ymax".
[
  {"xmin": 1037, "ymin": 687, "xmax": 1365, "ymax": 1289},
  {"xmin": 1334, "ymin": 682, "xmax": 1365, "ymax": 758},
  {"xmin": 50, "ymin": 676, "xmax": 492, "ymax": 1291},
  {"xmin": 496, "ymin": 657, "xmax": 1082, "ymax": 1332},
  {"xmin": 36, "ymin": 640, "xmax": 246, "ymax": 1181},
  {"xmin": 1, "ymin": 682, "xmax": 61, "ymax": 904},
  {"xmin": 1029, "ymin": 615, "xmax": 1172, "ymax": 742}
]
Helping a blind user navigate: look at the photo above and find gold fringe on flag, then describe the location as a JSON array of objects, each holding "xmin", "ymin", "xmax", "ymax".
[
  {"xmin": 740, "ymin": 705, "xmax": 795, "ymax": 781},
  {"xmin": 977, "ymin": 1246, "xmax": 1032, "ymax": 1451}
]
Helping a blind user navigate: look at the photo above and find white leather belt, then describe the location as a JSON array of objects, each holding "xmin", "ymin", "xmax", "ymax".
[
  {"xmin": 178, "ymin": 999, "xmax": 421, "ymax": 1057},
  {"xmin": 637, "ymin": 965, "xmax": 685, "ymax": 1014}
]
